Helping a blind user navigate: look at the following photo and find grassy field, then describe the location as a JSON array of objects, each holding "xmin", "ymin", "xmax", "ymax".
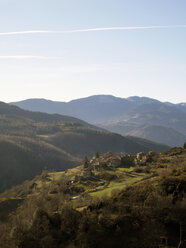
[
  {"xmin": 117, "ymin": 167, "xmax": 135, "ymax": 172},
  {"xmin": 48, "ymin": 171, "xmax": 65, "ymax": 181},
  {"xmin": 0, "ymin": 160, "xmax": 147, "ymax": 211},
  {"xmin": 89, "ymin": 176, "xmax": 143, "ymax": 197},
  {"xmin": 46, "ymin": 165, "xmax": 145, "ymax": 199}
]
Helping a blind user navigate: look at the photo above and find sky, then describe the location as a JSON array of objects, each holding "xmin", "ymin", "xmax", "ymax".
[{"xmin": 0, "ymin": 0, "xmax": 186, "ymax": 103}]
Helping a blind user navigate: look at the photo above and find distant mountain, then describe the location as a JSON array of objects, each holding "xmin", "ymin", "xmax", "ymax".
[
  {"xmin": 10, "ymin": 95, "xmax": 135, "ymax": 123},
  {"xmin": 11, "ymin": 96, "xmax": 168, "ymax": 124},
  {"xmin": 0, "ymin": 101, "xmax": 97, "ymax": 128},
  {"xmin": 98, "ymin": 121, "xmax": 139, "ymax": 134},
  {"xmin": 121, "ymin": 101, "xmax": 186, "ymax": 135},
  {"xmin": 11, "ymin": 95, "xmax": 186, "ymax": 147},
  {"xmin": 99, "ymin": 121, "xmax": 186, "ymax": 147},
  {"xmin": 10, "ymin": 95, "xmax": 170, "ymax": 124},
  {"xmin": 11, "ymin": 96, "xmax": 186, "ymax": 132},
  {"xmin": 127, "ymin": 125, "xmax": 186, "ymax": 147},
  {"xmin": 176, "ymin": 102, "xmax": 186, "ymax": 113},
  {"xmin": 0, "ymin": 101, "xmax": 168, "ymax": 192},
  {"xmin": 127, "ymin": 96, "xmax": 160, "ymax": 104}
]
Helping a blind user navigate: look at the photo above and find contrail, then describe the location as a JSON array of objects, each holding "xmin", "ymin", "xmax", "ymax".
[
  {"xmin": 0, "ymin": 25, "xmax": 186, "ymax": 36},
  {"xmin": 0, "ymin": 31, "xmax": 51, "ymax": 36}
]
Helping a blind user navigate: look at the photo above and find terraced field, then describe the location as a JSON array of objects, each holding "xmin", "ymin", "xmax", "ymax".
[{"xmin": 0, "ymin": 163, "xmax": 149, "ymax": 217}]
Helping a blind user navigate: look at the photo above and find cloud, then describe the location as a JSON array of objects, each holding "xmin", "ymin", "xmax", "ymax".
[
  {"xmin": 0, "ymin": 25, "xmax": 186, "ymax": 36},
  {"xmin": 0, "ymin": 55, "xmax": 59, "ymax": 60}
]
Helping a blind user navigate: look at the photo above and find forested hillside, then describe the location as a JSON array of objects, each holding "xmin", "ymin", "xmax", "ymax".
[{"xmin": 0, "ymin": 147, "xmax": 185, "ymax": 248}]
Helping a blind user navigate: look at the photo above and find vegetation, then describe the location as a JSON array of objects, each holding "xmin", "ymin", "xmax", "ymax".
[
  {"xmin": 0, "ymin": 147, "xmax": 186, "ymax": 247},
  {"xmin": 83, "ymin": 156, "xmax": 89, "ymax": 168},
  {"xmin": 95, "ymin": 152, "xmax": 100, "ymax": 158},
  {"xmin": 183, "ymin": 142, "xmax": 186, "ymax": 149}
]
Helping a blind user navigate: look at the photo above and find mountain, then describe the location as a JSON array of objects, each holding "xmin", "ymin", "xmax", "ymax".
[
  {"xmin": 176, "ymin": 102, "xmax": 186, "ymax": 112},
  {"xmin": 11, "ymin": 95, "xmax": 186, "ymax": 137},
  {"xmin": 0, "ymin": 101, "xmax": 168, "ymax": 192},
  {"xmin": 11, "ymin": 95, "xmax": 178, "ymax": 124},
  {"xmin": 11, "ymin": 95, "xmax": 186, "ymax": 147},
  {"xmin": 121, "ymin": 101, "xmax": 186, "ymax": 135},
  {"xmin": 127, "ymin": 125, "xmax": 186, "ymax": 147},
  {"xmin": 127, "ymin": 96, "xmax": 160, "ymax": 104},
  {"xmin": 11, "ymin": 96, "xmax": 135, "ymax": 123},
  {"xmin": 11, "ymin": 95, "xmax": 186, "ymax": 148},
  {"xmin": 0, "ymin": 101, "xmax": 98, "ymax": 128},
  {"xmin": 98, "ymin": 121, "xmax": 139, "ymax": 134},
  {"xmin": 98, "ymin": 121, "xmax": 186, "ymax": 147}
]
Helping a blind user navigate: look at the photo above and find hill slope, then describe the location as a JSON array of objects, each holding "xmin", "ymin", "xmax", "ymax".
[
  {"xmin": 0, "ymin": 101, "xmax": 99, "ymax": 130},
  {"xmin": 0, "ymin": 147, "xmax": 186, "ymax": 247},
  {"xmin": 127, "ymin": 125, "xmax": 186, "ymax": 147},
  {"xmin": 99, "ymin": 121, "xmax": 186, "ymax": 147},
  {"xmin": 0, "ymin": 136, "xmax": 79, "ymax": 193},
  {"xmin": 0, "ymin": 101, "xmax": 168, "ymax": 192}
]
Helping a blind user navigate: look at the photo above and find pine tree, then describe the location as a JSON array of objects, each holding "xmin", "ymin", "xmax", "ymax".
[
  {"xmin": 95, "ymin": 152, "xmax": 100, "ymax": 159},
  {"xmin": 83, "ymin": 156, "xmax": 89, "ymax": 168}
]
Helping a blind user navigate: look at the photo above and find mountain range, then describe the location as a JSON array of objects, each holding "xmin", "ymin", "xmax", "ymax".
[{"xmin": 11, "ymin": 95, "xmax": 186, "ymax": 147}]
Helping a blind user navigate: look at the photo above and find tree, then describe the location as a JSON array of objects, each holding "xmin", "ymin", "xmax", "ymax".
[
  {"xmin": 83, "ymin": 156, "xmax": 89, "ymax": 168},
  {"xmin": 95, "ymin": 152, "xmax": 100, "ymax": 159},
  {"xmin": 183, "ymin": 142, "xmax": 186, "ymax": 149}
]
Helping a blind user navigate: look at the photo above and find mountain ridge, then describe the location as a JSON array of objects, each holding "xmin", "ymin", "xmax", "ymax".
[{"xmin": 11, "ymin": 95, "xmax": 186, "ymax": 146}]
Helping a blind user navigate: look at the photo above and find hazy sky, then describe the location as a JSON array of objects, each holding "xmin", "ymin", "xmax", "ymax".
[{"xmin": 0, "ymin": 0, "xmax": 186, "ymax": 103}]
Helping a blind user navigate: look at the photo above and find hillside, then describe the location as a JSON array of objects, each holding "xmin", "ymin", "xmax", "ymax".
[
  {"xmin": 0, "ymin": 136, "xmax": 79, "ymax": 193},
  {"xmin": 99, "ymin": 121, "xmax": 186, "ymax": 147},
  {"xmin": 0, "ymin": 101, "xmax": 98, "ymax": 129},
  {"xmin": 11, "ymin": 96, "xmax": 186, "ymax": 147},
  {"xmin": 0, "ymin": 147, "xmax": 186, "ymax": 247},
  {"xmin": 0, "ymin": 102, "xmax": 168, "ymax": 192},
  {"xmin": 122, "ymin": 101, "xmax": 186, "ymax": 135},
  {"xmin": 39, "ymin": 128, "xmax": 168, "ymax": 157},
  {"xmin": 127, "ymin": 125, "xmax": 186, "ymax": 147}
]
